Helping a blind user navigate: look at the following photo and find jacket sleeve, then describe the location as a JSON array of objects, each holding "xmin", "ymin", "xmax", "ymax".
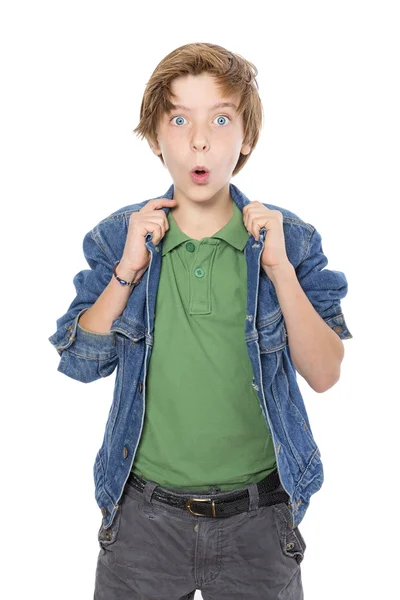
[
  {"xmin": 48, "ymin": 229, "xmax": 118, "ymax": 383},
  {"xmin": 295, "ymin": 225, "xmax": 353, "ymax": 341}
]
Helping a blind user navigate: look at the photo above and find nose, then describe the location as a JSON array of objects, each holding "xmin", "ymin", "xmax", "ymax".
[
  {"xmin": 192, "ymin": 127, "xmax": 209, "ymax": 152},
  {"xmin": 192, "ymin": 140, "xmax": 209, "ymax": 152}
]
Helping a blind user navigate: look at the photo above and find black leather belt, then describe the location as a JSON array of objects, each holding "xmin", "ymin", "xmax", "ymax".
[{"xmin": 126, "ymin": 469, "xmax": 290, "ymax": 518}]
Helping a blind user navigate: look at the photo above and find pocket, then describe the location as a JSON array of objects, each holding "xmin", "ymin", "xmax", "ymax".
[
  {"xmin": 273, "ymin": 501, "xmax": 306, "ymax": 565},
  {"xmin": 257, "ymin": 310, "xmax": 288, "ymax": 353}
]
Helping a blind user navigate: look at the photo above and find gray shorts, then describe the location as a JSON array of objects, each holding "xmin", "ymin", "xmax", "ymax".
[{"xmin": 93, "ymin": 473, "xmax": 306, "ymax": 599}]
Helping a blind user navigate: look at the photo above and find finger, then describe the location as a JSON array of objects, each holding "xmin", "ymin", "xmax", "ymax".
[
  {"xmin": 149, "ymin": 222, "xmax": 163, "ymax": 245},
  {"xmin": 143, "ymin": 197, "xmax": 176, "ymax": 212},
  {"xmin": 243, "ymin": 209, "xmax": 252, "ymax": 232},
  {"xmin": 145, "ymin": 214, "xmax": 169, "ymax": 242}
]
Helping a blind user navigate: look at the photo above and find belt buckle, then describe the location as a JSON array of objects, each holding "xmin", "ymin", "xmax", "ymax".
[{"xmin": 186, "ymin": 497, "xmax": 217, "ymax": 517}]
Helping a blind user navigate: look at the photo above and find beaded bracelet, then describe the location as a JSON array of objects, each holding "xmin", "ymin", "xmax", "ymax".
[{"xmin": 113, "ymin": 260, "xmax": 142, "ymax": 287}]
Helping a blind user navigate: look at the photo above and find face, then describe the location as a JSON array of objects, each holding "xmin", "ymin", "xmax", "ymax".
[{"xmin": 149, "ymin": 73, "xmax": 252, "ymax": 203}]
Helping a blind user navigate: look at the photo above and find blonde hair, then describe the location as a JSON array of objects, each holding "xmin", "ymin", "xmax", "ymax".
[{"xmin": 133, "ymin": 42, "xmax": 263, "ymax": 176}]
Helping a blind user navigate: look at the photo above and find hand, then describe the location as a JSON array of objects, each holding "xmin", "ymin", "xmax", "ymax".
[
  {"xmin": 242, "ymin": 201, "xmax": 290, "ymax": 271},
  {"xmin": 119, "ymin": 197, "xmax": 177, "ymax": 278}
]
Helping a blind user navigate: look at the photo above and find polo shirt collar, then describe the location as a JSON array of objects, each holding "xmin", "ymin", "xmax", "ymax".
[{"xmin": 161, "ymin": 188, "xmax": 249, "ymax": 256}]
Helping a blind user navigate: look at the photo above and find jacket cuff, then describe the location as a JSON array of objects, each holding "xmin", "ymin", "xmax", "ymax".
[
  {"xmin": 323, "ymin": 312, "xmax": 353, "ymax": 341},
  {"xmin": 48, "ymin": 307, "xmax": 116, "ymax": 358}
]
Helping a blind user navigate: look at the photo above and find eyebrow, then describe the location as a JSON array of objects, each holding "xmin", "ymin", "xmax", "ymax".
[{"xmin": 167, "ymin": 101, "xmax": 238, "ymax": 113}]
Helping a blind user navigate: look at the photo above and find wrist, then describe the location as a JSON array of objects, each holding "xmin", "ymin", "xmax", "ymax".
[
  {"xmin": 115, "ymin": 260, "xmax": 141, "ymax": 284},
  {"xmin": 262, "ymin": 261, "xmax": 294, "ymax": 283}
]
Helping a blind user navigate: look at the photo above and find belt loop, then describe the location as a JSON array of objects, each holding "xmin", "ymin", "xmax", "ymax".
[
  {"xmin": 246, "ymin": 482, "xmax": 260, "ymax": 518},
  {"xmin": 141, "ymin": 480, "xmax": 158, "ymax": 517},
  {"xmin": 143, "ymin": 480, "xmax": 158, "ymax": 502}
]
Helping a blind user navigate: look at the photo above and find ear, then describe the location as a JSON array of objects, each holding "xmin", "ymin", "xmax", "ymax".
[
  {"xmin": 240, "ymin": 141, "xmax": 252, "ymax": 156},
  {"xmin": 148, "ymin": 135, "xmax": 162, "ymax": 157}
]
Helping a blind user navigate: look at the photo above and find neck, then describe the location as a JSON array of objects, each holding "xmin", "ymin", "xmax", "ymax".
[{"xmin": 170, "ymin": 184, "xmax": 233, "ymax": 239}]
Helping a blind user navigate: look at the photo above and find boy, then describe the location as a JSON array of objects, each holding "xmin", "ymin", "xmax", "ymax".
[{"xmin": 49, "ymin": 43, "xmax": 352, "ymax": 599}]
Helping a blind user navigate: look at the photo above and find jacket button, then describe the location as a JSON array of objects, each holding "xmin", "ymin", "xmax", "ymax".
[
  {"xmin": 333, "ymin": 325, "xmax": 343, "ymax": 334},
  {"xmin": 101, "ymin": 507, "xmax": 107, "ymax": 517},
  {"xmin": 138, "ymin": 382, "xmax": 143, "ymax": 393},
  {"xmin": 286, "ymin": 542, "xmax": 295, "ymax": 551},
  {"xmin": 123, "ymin": 447, "xmax": 128, "ymax": 458}
]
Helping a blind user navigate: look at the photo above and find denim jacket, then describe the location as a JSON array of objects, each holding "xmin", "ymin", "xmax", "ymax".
[{"xmin": 48, "ymin": 182, "xmax": 352, "ymax": 529}]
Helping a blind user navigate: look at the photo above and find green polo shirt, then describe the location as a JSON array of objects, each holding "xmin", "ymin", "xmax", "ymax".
[{"xmin": 131, "ymin": 199, "xmax": 277, "ymax": 491}]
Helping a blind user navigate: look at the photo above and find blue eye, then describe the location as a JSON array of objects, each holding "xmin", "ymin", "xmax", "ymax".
[
  {"xmin": 215, "ymin": 115, "xmax": 229, "ymax": 126},
  {"xmin": 170, "ymin": 114, "xmax": 231, "ymax": 126},
  {"xmin": 171, "ymin": 116, "xmax": 186, "ymax": 126}
]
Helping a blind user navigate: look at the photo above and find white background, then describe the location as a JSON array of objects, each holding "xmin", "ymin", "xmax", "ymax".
[{"xmin": 1, "ymin": 1, "xmax": 399, "ymax": 598}]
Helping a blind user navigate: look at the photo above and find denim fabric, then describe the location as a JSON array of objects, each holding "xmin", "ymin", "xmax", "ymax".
[
  {"xmin": 94, "ymin": 474, "xmax": 305, "ymax": 599},
  {"xmin": 49, "ymin": 182, "xmax": 352, "ymax": 531}
]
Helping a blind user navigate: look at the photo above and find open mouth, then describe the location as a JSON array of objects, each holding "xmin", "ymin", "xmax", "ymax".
[{"xmin": 191, "ymin": 170, "xmax": 210, "ymax": 183}]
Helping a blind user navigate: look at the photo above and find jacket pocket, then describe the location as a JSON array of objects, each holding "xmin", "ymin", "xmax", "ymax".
[
  {"xmin": 106, "ymin": 331, "xmax": 146, "ymax": 446},
  {"xmin": 106, "ymin": 333, "xmax": 128, "ymax": 445},
  {"xmin": 257, "ymin": 310, "xmax": 288, "ymax": 353},
  {"xmin": 273, "ymin": 501, "xmax": 306, "ymax": 565}
]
